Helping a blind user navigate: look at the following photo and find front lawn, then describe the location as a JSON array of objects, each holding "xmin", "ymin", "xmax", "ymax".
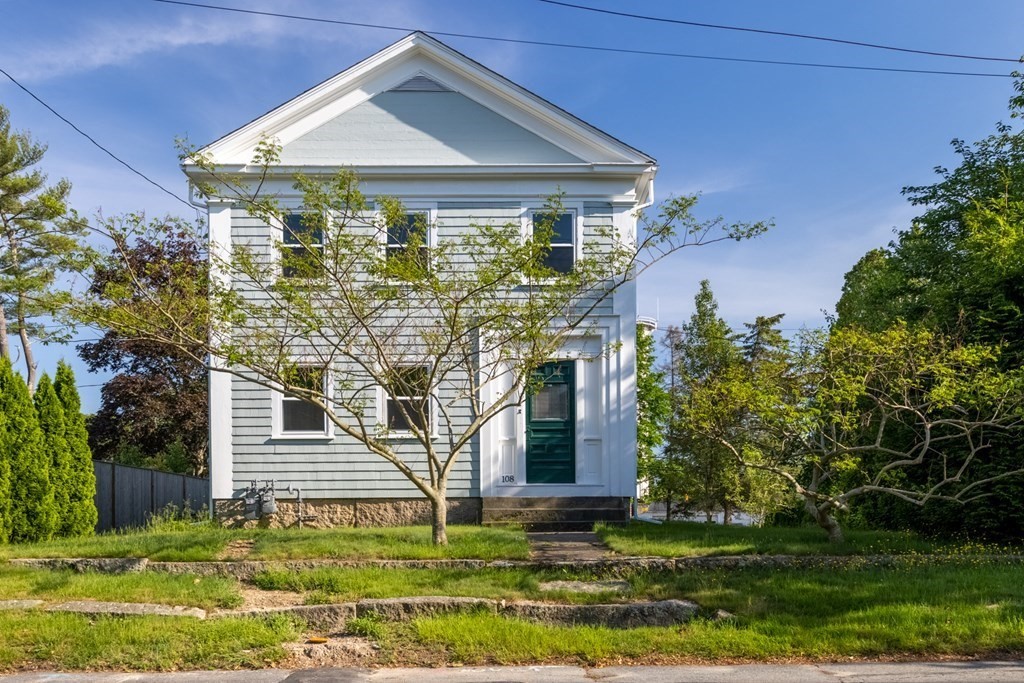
[
  {"xmin": 0, "ymin": 522, "xmax": 529, "ymax": 562},
  {"xmin": 373, "ymin": 562, "xmax": 1024, "ymax": 665},
  {"xmin": 0, "ymin": 565, "xmax": 242, "ymax": 610},
  {"xmin": 595, "ymin": 521, "xmax": 973, "ymax": 558}
]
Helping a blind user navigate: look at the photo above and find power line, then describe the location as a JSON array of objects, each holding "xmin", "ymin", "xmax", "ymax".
[
  {"xmin": 147, "ymin": 0, "xmax": 1014, "ymax": 79},
  {"xmin": 537, "ymin": 0, "xmax": 1023, "ymax": 65},
  {"xmin": 0, "ymin": 66, "xmax": 194, "ymax": 210}
]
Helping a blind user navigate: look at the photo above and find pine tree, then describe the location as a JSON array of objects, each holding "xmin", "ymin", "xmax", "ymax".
[
  {"xmin": 53, "ymin": 360, "xmax": 96, "ymax": 535},
  {"xmin": 35, "ymin": 374, "xmax": 72, "ymax": 536},
  {"xmin": 0, "ymin": 364, "xmax": 10, "ymax": 542},
  {"xmin": 0, "ymin": 356, "xmax": 56, "ymax": 542}
]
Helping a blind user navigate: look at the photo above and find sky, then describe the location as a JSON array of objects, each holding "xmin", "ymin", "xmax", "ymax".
[{"xmin": 1, "ymin": 0, "xmax": 1022, "ymax": 412}]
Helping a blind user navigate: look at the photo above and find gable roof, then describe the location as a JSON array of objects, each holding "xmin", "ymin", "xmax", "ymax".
[{"xmin": 193, "ymin": 32, "xmax": 655, "ymax": 170}]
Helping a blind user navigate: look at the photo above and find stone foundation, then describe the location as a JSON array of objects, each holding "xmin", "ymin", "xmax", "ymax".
[{"xmin": 214, "ymin": 497, "xmax": 482, "ymax": 529}]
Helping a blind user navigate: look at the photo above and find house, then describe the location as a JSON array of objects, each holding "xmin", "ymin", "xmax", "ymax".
[{"xmin": 184, "ymin": 32, "xmax": 657, "ymax": 529}]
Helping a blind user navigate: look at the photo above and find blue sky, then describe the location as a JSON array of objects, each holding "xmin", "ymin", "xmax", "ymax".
[{"xmin": 1, "ymin": 0, "xmax": 1022, "ymax": 411}]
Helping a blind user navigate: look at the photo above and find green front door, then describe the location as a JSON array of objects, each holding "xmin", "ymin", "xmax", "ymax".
[{"xmin": 526, "ymin": 361, "xmax": 576, "ymax": 484}]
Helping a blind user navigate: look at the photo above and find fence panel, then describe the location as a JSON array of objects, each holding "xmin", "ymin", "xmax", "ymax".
[{"xmin": 91, "ymin": 461, "xmax": 210, "ymax": 532}]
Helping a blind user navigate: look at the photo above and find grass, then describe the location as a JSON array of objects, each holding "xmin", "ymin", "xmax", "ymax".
[
  {"xmin": 595, "ymin": 521, "xmax": 971, "ymax": 558},
  {"xmin": 253, "ymin": 566, "xmax": 626, "ymax": 604},
  {"xmin": 0, "ymin": 566, "xmax": 243, "ymax": 610},
  {"xmin": 0, "ymin": 612, "xmax": 301, "ymax": 671},
  {"xmin": 248, "ymin": 525, "xmax": 529, "ymax": 561},
  {"xmin": 368, "ymin": 562, "xmax": 1024, "ymax": 665},
  {"xmin": 0, "ymin": 522, "xmax": 529, "ymax": 562}
]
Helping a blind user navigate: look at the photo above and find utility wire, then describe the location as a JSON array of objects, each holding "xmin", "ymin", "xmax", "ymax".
[
  {"xmin": 0, "ymin": 66, "xmax": 194, "ymax": 210},
  {"xmin": 537, "ymin": 0, "xmax": 1023, "ymax": 65},
  {"xmin": 147, "ymin": 0, "xmax": 1014, "ymax": 79}
]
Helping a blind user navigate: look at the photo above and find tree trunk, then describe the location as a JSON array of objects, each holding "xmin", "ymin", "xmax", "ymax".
[
  {"xmin": 0, "ymin": 304, "xmax": 9, "ymax": 360},
  {"xmin": 430, "ymin": 492, "xmax": 448, "ymax": 546},
  {"xmin": 664, "ymin": 494, "xmax": 672, "ymax": 521},
  {"xmin": 804, "ymin": 498, "xmax": 844, "ymax": 543},
  {"xmin": 723, "ymin": 502, "xmax": 732, "ymax": 525},
  {"xmin": 17, "ymin": 295, "xmax": 35, "ymax": 394},
  {"xmin": 704, "ymin": 510, "xmax": 713, "ymax": 523}
]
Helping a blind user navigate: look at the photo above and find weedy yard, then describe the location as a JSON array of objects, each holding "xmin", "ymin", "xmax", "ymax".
[{"xmin": 1, "ymin": 521, "xmax": 1023, "ymax": 671}]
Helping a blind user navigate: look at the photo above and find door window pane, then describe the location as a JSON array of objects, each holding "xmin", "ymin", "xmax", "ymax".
[{"xmin": 531, "ymin": 383, "xmax": 569, "ymax": 421}]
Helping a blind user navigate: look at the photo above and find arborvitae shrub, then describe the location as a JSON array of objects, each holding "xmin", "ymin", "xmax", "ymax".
[
  {"xmin": 0, "ymin": 360, "xmax": 11, "ymax": 543},
  {"xmin": 35, "ymin": 374, "xmax": 72, "ymax": 535},
  {"xmin": 0, "ymin": 358, "xmax": 56, "ymax": 542},
  {"xmin": 54, "ymin": 360, "xmax": 97, "ymax": 536}
]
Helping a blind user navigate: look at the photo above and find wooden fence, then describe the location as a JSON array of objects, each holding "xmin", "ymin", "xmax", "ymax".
[{"xmin": 92, "ymin": 460, "xmax": 209, "ymax": 532}]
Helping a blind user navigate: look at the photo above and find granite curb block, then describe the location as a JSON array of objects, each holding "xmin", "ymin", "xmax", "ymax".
[
  {"xmin": 357, "ymin": 596, "xmax": 496, "ymax": 621},
  {"xmin": 0, "ymin": 600, "xmax": 44, "ymax": 611},
  {"xmin": 45, "ymin": 600, "xmax": 207, "ymax": 619},
  {"xmin": 8, "ymin": 557, "xmax": 150, "ymax": 573}
]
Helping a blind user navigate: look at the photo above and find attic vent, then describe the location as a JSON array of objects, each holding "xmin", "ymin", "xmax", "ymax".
[{"xmin": 389, "ymin": 75, "xmax": 454, "ymax": 92}]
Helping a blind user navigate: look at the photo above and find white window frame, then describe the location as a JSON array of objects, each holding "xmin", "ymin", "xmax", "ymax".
[
  {"xmin": 271, "ymin": 364, "xmax": 335, "ymax": 440},
  {"xmin": 520, "ymin": 202, "xmax": 583, "ymax": 274},
  {"xmin": 377, "ymin": 202, "xmax": 437, "ymax": 262},
  {"xmin": 277, "ymin": 210, "xmax": 326, "ymax": 279},
  {"xmin": 375, "ymin": 363, "xmax": 439, "ymax": 440}
]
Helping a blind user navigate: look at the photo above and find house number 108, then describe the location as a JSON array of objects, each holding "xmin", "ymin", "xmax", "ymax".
[{"xmin": 501, "ymin": 475, "xmax": 516, "ymax": 483}]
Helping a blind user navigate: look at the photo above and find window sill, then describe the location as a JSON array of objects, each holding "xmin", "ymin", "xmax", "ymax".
[{"xmin": 270, "ymin": 433, "xmax": 334, "ymax": 441}]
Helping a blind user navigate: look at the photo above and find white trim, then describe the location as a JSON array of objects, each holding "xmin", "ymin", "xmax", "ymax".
[
  {"xmin": 376, "ymin": 201, "xmax": 438, "ymax": 256},
  {"xmin": 208, "ymin": 201, "xmax": 234, "ymax": 500},
  {"xmin": 270, "ymin": 364, "xmax": 336, "ymax": 440}
]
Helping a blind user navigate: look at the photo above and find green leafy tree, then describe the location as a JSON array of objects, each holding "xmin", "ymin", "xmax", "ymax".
[
  {"xmin": 834, "ymin": 75, "xmax": 1024, "ymax": 540},
  {"xmin": 660, "ymin": 281, "xmax": 745, "ymax": 522},
  {"xmin": 53, "ymin": 360, "xmax": 97, "ymax": 536},
  {"xmin": 0, "ymin": 356, "xmax": 56, "ymax": 542},
  {"xmin": 688, "ymin": 323, "xmax": 1023, "ymax": 542},
  {"xmin": 72, "ymin": 139, "xmax": 768, "ymax": 545},
  {"xmin": 34, "ymin": 373, "xmax": 71, "ymax": 534},
  {"xmin": 636, "ymin": 322, "xmax": 670, "ymax": 502},
  {"xmin": 0, "ymin": 106, "xmax": 88, "ymax": 392},
  {"xmin": 0, "ymin": 364, "xmax": 9, "ymax": 542}
]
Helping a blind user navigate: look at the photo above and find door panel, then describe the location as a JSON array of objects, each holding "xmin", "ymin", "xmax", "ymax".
[{"xmin": 526, "ymin": 361, "xmax": 575, "ymax": 484}]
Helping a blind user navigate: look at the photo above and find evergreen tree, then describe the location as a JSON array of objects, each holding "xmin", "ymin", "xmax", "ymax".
[
  {"xmin": 0, "ymin": 356, "xmax": 56, "ymax": 542},
  {"xmin": 53, "ymin": 360, "xmax": 96, "ymax": 536},
  {"xmin": 34, "ymin": 374, "xmax": 71, "ymax": 536},
  {"xmin": 0, "ymin": 364, "xmax": 10, "ymax": 542}
]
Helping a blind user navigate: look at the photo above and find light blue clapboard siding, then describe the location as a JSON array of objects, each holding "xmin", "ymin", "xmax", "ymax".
[
  {"xmin": 226, "ymin": 202, "xmax": 622, "ymax": 497},
  {"xmin": 279, "ymin": 92, "xmax": 582, "ymax": 166}
]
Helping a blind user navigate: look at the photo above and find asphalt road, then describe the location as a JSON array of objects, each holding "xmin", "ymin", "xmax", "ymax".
[{"xmin": 6, "ymin": 662, "xmax": 1024, "ymax": 683}]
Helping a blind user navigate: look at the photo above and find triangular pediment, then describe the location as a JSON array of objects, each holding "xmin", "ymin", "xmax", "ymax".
[{"xmin": 196, "ymin": 32, "xmax": 654, "ymax": 168}]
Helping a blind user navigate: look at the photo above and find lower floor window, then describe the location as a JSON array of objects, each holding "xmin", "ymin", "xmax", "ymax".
[{"xmin": 385, "ymin": 365, "xmax": 431, "ymax": 433}]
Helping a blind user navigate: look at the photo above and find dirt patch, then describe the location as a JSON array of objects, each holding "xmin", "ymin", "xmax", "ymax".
[
  {"xmin": 527, "ymin": 532, "xmax": 610, "ymax": 562},
  {"xmin": 239, "ymin": 588, "xmax": 305, "ymax": 610},
  {"xmin": 282, "ymin": 635, "xmax": 379, "ymax": 668},
  {"xmin": 219, "ymin": 539, "xmax": 255, "ymax": 560}
]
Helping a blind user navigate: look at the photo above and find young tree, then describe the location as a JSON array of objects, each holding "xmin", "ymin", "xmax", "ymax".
[
  {"xmin": 635, "ymin": 323, "xmax": 670, "ymax": 502},
  {"xmin": 688, "ymin": 322, "xmax": 1023, "ymax": 542},
  {"xmin": 53, "ymin": 360, "xmax": 98, "ymax": 536},
  {"xmin": 0, "ymin": 106, "xmax": 87, "ymax": 392},
  {"xmin": 78, "ymin": 226, "xmax": 208, "ymax": 475},
  {"xmin": 662, "ymin": 281, "xmax": 745, "ymax": 523},
  {"xmin": 73, "ymin": 142, "xmax": 768, "ymax": 545},
  {"xmin": 0, "ymin": 356, "xmax": 56, "ymax": 542},
  {"xmin": 34, "ymin": 373, "xmax": 71, "ymax": 535}
]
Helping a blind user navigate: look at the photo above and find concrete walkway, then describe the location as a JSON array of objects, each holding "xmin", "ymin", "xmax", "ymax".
[
  {"xmin": 7, "ymin": 662, "xmax": 1024, "ymax": 682},
  {"xmin": 526, "ymin": 531, "xmax": 610, "ymax": 561}
]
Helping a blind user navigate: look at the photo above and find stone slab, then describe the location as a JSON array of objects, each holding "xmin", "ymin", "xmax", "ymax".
[
  {"xmin": 218, "ymin": 603, "xmax": 357, "ymax": 630},
  {"xmin": 538, "ymin": 580, "xmax": 630, "ymax": 594},
  {"xmin": 0, "ymin": 599, "xmax": 43, "ymax": 610},
  {"xmin": 46, "ymin": 600, "xmax": 206, "ymax": 619},
  {"xmin": 9, "ymin": 557, "xmax": 149, "ymax": 573}
]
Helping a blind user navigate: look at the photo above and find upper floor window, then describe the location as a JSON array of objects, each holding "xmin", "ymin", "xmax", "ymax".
[
  {"xmin": 531, "ymin": 211, "xmax": 575, "ymax": 274},
  {"xmin": 384, "ymin": 365, "xmax": 431, "ymax": 434},
  {"xmin": 282, "ymin": 213, "xmax": 324, "ymax": 278},
  {"xmin": 280, "ymin": 366, "xmax": 329, "ymax": 435},
  {"xmin": 387, "ymin": 212, "xmax": 430, "ymax": 266}
]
